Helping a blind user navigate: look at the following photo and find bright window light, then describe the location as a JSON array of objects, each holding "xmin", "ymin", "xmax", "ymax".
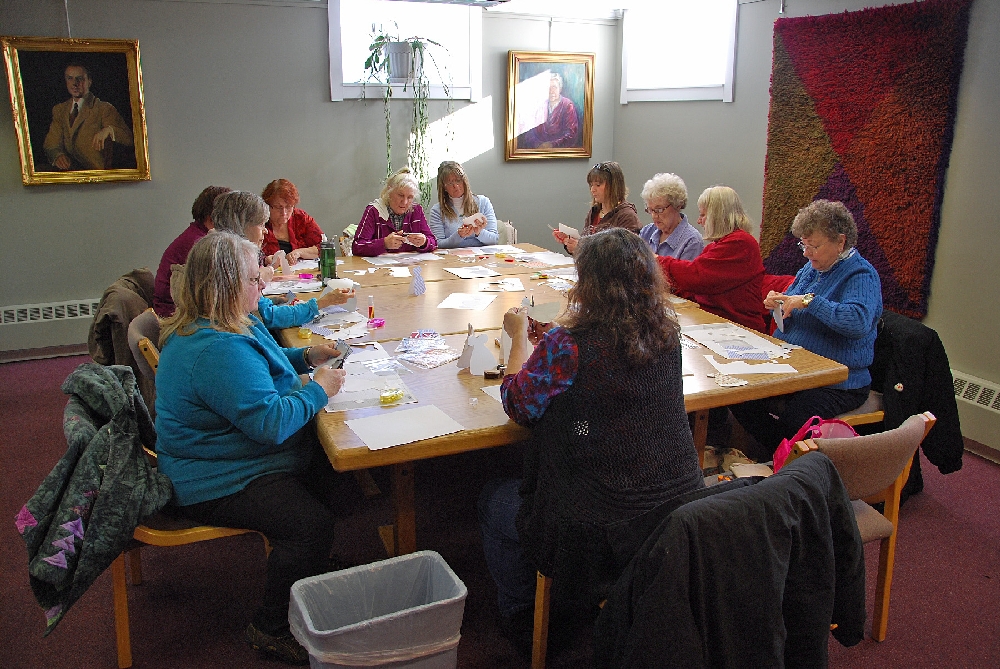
[
  {"xmin": 621, "ymin": 0, "xmax": 738, "ymax": 102},
  {"xmin": 330, "ymin": 0, "xmax": 481, "ymax": 101},
  {"xmin": 425, "ymin": 96, "xmax": 495, "ymax": 167}
]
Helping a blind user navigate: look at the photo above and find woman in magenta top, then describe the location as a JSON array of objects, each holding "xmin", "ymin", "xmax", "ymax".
[
  {"xmin": 352, "ymin": 167, "xmax": 437, "ymax": 257},
  {"xmin": 260, "ymin": 179, "xmax": 325, "ymax": 264},
  {"xmin": 657, "ymin": 185, "xmax": 765, "ymax": 332}
]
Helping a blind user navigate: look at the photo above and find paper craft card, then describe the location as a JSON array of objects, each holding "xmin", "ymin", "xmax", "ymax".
[
  {"xmin": 437, "ymin": 293, "xmax": 498, "ymax": 310},
  {"xmin": 363, "ymin": 256, "xmax": 401, "ymax": 266},
  {"xmin": 444, "ymin": 266, "xmax": 502, "ymax": 279},
  {"xmin": 346, "ymin": 405, "xmax": 465, "ymax": 450},
  {"xmin": 558, "ymin": 223, "xmax": 581, "ymax": 239},
  {"xmin": 512, "ymin": 251, "xmax": 574, "ymax": 267},
  {"xmin": 481, "ymin": 385, "xmax": 503, "ymax": 403}
]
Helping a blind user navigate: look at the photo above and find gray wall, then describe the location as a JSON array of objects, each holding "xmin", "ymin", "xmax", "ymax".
[{"xmin": 2, "ymin": 0, "xmax": 997, "ymax": 446}]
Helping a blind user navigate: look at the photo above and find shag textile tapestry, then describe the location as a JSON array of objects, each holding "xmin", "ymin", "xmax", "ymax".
[{"xmin": 760, "ymin": 0, "xmax": 972, "ymax": 318}]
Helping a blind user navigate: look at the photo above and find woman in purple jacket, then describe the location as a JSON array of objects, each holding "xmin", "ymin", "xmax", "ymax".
[{"xmin": 352, "ymin": 167, "xmax": 438, "ymax": 256}]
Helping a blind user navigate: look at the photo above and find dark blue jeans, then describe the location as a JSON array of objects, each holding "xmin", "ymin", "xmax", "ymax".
[
  {"xmin": 477, "ymin": 478, "xmax": 536, "ymax": 618},
  {"xmin": 731, "ymin": 385, "xmax": 870, "ymax": 459}
]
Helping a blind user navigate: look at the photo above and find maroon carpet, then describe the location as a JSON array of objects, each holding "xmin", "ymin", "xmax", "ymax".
[{"xmin": 2, "ymin": 355, "xmax": 999, "ymax": 667}]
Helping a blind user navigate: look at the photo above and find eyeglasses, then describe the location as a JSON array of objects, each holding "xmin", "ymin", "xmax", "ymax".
[
  {"xmin": 644, "ymin": 204, "xmax": 673, "ymax": 216},
  {"xmin": 797, "ymin": 240, "xmax": 827, "ymax": 253},
  {"xmin": 248, "ymin": 274, "xmax": 263, "ymax": 286},
  {"xmin": 593, "ymin": 162, "xmax": 612, "ymax": 173}
]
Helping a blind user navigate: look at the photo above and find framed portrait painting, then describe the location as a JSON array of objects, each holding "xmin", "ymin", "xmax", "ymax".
[
  {"xmin": 2, "ymin": 36, "xmax": 150, "ymax": 186},
  {"xmin": 505, "ymin": 51, "xmax": 594, "ymax": 161}
]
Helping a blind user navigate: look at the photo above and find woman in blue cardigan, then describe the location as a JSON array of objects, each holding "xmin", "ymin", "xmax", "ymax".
[
  {"xmin": 155, "ymin": 232, "xmax": 346, "ymax": 665},
  {"xmin": 427, "ymin": 161, "xmax": 499, "ymax": 248},
  {"xmin": 732, "ymin": 199, "xmax": 883, "ymax": 458}
]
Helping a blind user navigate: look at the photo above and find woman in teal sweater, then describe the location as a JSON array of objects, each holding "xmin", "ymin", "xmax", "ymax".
[
  {"xmin": 155, "ymin": 232, "xmax": 346, "ymax": 665},
  {"xmin": 732, "ymin": 199, "xmax": 882, "ymax": 458}
]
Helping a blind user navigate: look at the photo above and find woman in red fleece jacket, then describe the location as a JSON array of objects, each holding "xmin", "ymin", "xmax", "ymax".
[{"xmin": 657, "ymin": 186, "xmax": 765, "ymax": 332}]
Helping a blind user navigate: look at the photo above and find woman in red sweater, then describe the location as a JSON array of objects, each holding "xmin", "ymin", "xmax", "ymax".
[
  {"xmin": 657, "ymin": 186, "xmax": 765, "ymax": 332},
  {"xmin": 260, "ymin": 178, "xmax": 324, "ymax": 264}
]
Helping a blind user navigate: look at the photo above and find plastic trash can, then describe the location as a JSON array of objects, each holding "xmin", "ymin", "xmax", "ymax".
[{"xmin": 289, "ymin": 550, "xmax": 467, "ymax": 668}]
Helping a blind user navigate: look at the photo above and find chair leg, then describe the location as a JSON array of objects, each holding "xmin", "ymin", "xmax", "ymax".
[
  {"xmin": 872, "ymin": 532, "xmax": 898, "ymax": 641},
  {"xmin": 111, "ymin": 553, "xmax": 133, "ymax": 668},
  {"xmin": 532, "ymin": 572, "xmax": 552, "ymax": 669},
  {"xmin": 127, "ymin": 546, "xmax": 143, "ymax": 585}
]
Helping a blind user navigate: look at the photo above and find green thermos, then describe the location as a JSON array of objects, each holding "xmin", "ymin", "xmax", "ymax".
[{"xmin": 320, "ymin": 240, "xmax": 338, "ymax": 282}]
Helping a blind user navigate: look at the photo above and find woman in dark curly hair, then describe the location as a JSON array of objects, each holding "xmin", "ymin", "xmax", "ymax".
[{"xmin": 478, "ymin": 227, "xmax": 703, "ymax": 653}]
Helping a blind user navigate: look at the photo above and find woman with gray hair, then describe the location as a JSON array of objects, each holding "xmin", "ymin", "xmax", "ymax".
[
  {"xmin": 639, "ymin": 172, "xmax": 704, "ymax": 260},
  {"xmin": 212, "ymin": 191, "xmax": 352, "ymax": 328},
  {"xmin": 156, "ymin": 232, "xmax": 346, "ymax": 664},
  {"xmin": 732, "ymin": 199, "xmax": 883, "ymax": 458},
  {"xmin": 352, "ymin": 167, "xmax": 438, "ymax": 256}
]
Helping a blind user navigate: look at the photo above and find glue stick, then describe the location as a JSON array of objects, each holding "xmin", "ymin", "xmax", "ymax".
[{"xmin": 368, "ymin": 295, "xmax": 375, "ymax": 319}]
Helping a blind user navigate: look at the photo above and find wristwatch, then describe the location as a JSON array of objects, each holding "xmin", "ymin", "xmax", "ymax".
[{"xmin": 801, "ymin": 293, "xmax": 815, "ymax": 308}]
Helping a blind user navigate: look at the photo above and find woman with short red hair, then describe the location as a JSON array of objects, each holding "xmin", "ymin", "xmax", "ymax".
[{"xmin": 261, "ymin": 179, "xmax": 325, "ymax": 263}]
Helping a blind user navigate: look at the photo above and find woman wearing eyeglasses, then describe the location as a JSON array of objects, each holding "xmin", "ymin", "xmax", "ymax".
[
  {"xmin": 261, "ymin": 179, "xmax": 325, "ymax": 265},
  {"xmin": 657, "ymin": 185, "xmax": 766, "ymax": 332},
  {"xmin": 552, "ymin": 161, "xmax": 640, "ymax": 254},
  {"xmin": 155, "ymin": 232, "xmax": 347, "ymax": 664},
  {"xmin": 639, "ymin": 172, "xmax": 704, "ymax": 261},
  {"xmin": 732, "ymin": 199, "xmax": 882, "ymax": 458}
]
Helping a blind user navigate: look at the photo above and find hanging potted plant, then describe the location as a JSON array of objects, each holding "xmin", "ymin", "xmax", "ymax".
[{"xmin": 362, "ymin": 23, "xmax": 451, "ymax": 204}]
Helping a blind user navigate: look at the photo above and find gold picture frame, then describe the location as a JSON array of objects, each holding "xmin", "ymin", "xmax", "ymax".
[
  {"xmin": 505, "ymin": 50, "xmax": 594, "ymax": 161},
  {"xmin": 2, "ymin": 36, "xmax": 150, "ymax": 185}
]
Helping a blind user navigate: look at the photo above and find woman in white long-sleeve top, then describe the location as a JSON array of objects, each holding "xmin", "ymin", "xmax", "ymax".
[{"xmin": 427, "ymin": 161, "xmax": 499, "ymax": 248}]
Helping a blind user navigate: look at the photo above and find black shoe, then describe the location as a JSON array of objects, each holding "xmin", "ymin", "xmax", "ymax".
[
  {"xmin": 500, "ymin": 607, "xmax": 535, "ymax": 660},
  {"xmin": 245, "ymin": 622, "xmax": 310, "ymax": 666}
]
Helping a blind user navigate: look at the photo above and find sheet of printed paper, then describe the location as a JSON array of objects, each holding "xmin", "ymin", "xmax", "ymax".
[
  {"xmin": 325, "ymin": 371, "xmax": 415, "ymax": 412},
  {"xmin": 346, "ymin": 404, "xmax": 465, "ymax": 450},
  {"xmin": 479, "ymin": 278, "xmax": 525, "ymax": 292},
  {"xmin": 704, "ymin": 355, "xmax": 797, "ymax": 375},
  {"xmin": 437, "ymin": 293, "xmax": 498, "ymax": 310},
  {"xmin": 443, "ymin": 266, "xmax": 502, "ymax": 279},
  {"xmin": 262, "ymin": 279, "xmax": 323, "ymax": 295},
  {"xmin": 681, "ymin": 323, "xmax": 787, "ymax": 360},
  {"xmin": 475, "ymin": 245, "xmax": 522, "ymax": 255}
]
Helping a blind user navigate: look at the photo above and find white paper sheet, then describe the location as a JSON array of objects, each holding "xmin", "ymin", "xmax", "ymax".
[
  {"xmin": 513, "ymin": 251, "xmax": 574, "ymax": 267},
  {"xmin": 437, "ymin": 293, "xmax": 498, "ymax": 310},
  {"xmin": 363, "ymin": 256, "xmax": 401, "ymax": 266},
  {"xmin": 481, "ymin": 385, "xmax": 503, "ymax": 403},
  {"xmin": 558, "ymin": 223, "xmax": 581, "ymax": 239},
  {"xmin": 343, "ymin": 342, "xmax": 390, "ymax": 363},
  {"xmin": 479, "ymin": 278, "xmax": 525, "ymax": 292},
  {"xmin": 290, "ymin": 259, "xmax": 319, "ymax": 271},
  {"xmin": 388, "ymin": 267, "xmax": 412, "ymax": 277},
  {"xmin": 444, "ymin": 266, "xmax": 502, "ymax": 279},
  {"xmin": 326, "ymin": 372, "xmax": 415, "ymax": 412},
  {"xmin": 704, "ymin": 355, "xmax": 797, "ymax": 375},
  {"xmin": 346, "ymin": 405, "xmax": 465, "ymax": 450}
]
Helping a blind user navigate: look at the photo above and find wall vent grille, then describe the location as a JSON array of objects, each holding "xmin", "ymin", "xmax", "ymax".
[
  {"xmin": 1, "ymin": 299, "xmax": 100, "ymax": 325},
  {"xmin": 952, "ymin": 370, "xmax": 1000, "ymax": 415}
]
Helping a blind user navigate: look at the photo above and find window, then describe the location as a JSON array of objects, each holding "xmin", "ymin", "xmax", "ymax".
[
  {"xmin": 329, "ymin": 0, "xmax": 482, "ymax": 101},
  {"xmin": 620, "ymin": 0, "xmax": 739, "ymax": 103}
]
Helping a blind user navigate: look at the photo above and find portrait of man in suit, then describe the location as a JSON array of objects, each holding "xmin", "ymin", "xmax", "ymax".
[{"xmin": 42, "ymin": 62, "xmax": 134, "ymax": 171}]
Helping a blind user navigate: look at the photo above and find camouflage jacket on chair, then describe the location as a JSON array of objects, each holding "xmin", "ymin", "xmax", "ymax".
[{"xmin": 15, "ymin": 362, "xmax": 173, "ymax": 634}]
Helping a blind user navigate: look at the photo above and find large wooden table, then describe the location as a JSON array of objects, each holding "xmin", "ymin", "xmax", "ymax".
[{"xmin": 279, "ymin": 248, "xmax": 847, "ymax": 555}]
